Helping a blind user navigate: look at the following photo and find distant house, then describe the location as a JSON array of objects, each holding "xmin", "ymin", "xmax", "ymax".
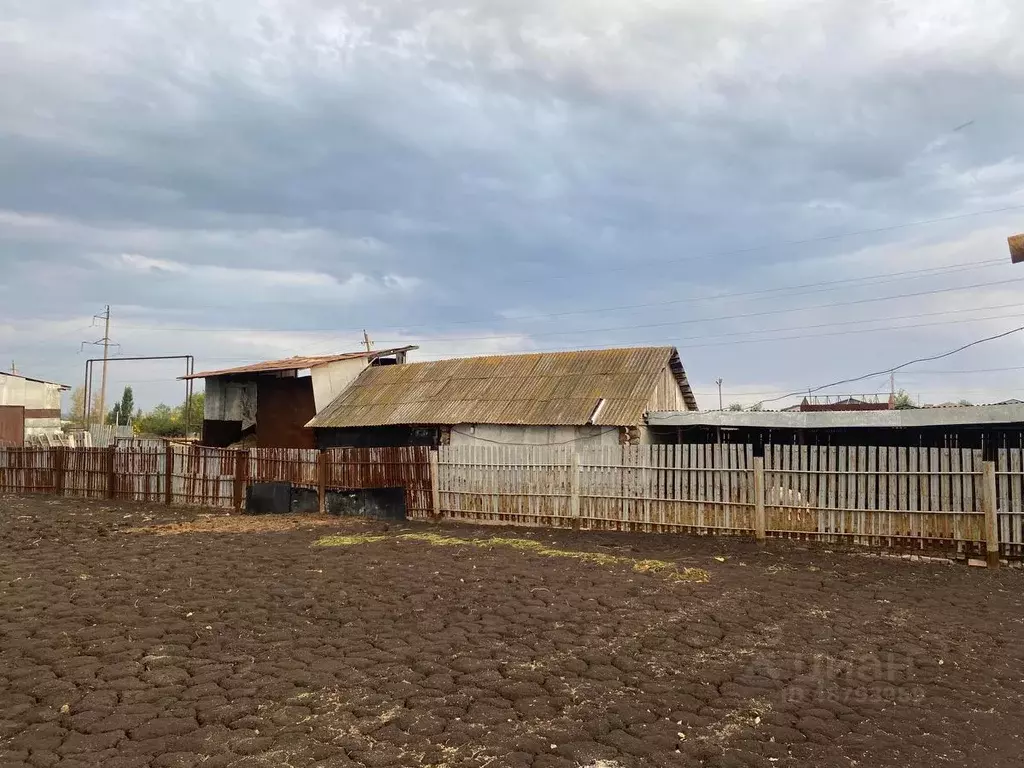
[
  {"xmin": 0, "ymin": 371, "xmax": 70, "ymax": 446},
  {"xmin": 307, "ymin": 346, "xmax": 698, "ymax": 448},
  {"xmin": 183, "ymin": 347, "xmax": 417, "ymax": 448}
]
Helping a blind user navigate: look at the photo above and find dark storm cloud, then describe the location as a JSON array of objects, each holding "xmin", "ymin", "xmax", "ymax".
[{"xmin": 1, "ymin": 0, "xmax": 1023, "ymax": 405}]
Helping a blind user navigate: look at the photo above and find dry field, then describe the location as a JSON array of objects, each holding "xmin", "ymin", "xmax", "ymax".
[{"xmin": 1, "ymin": 496, "xmax": 1023, "ymax": 767}]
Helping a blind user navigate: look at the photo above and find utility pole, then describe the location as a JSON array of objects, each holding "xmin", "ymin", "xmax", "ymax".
[
  {"xmin": 80, "ymin": 306, "xmax": 119, "ymax": 427},
  {"xmin": 362, "ymin": 330, "xmax": 373, "ymax": 353},
  {"xmin": 99, "ymin": 305, "xmax": 111, "ymax": 428},
  {"xmin": 715, "ymin": 378, "xmax": 723, "ymax": 411}
]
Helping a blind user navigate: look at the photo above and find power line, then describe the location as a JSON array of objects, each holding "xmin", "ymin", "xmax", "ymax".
[
  {"xmin": 111, "ymin": 273, "xmax": 1024, "ymax": 343},
  {"xmin": 754, "ymin": 325, "xmax": 1024, "ymax": 407},
  {"xmin": 504, "ymin": 202, "xmax": 1024, "ymax": 284},
  {"xmin": 98, "ymin": 256, "xmax": 1006, "ymax": 343},
  {"xmin": 403, "ymin": 310, "xmax": 1024, "ymax": 359},
  {"xmin": 307, "ymin": 259, "xmax": 1003, "ymax": 339},
  {"xmin": 371, "ymin": 276, "xmax": 1024, "ymax": 344},
  {"xmin": 165, "ymin": 305, "xmax": 1024, "ymax": 372},
  {"xmin": 900, "ymin": 366, "xmax": 1024, "ymax": 376},
  {"xmin": 290, "ymin": 259, "xmax": 1004, "ymax": 354}
]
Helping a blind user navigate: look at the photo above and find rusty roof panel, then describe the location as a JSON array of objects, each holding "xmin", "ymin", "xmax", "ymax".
[
  {"xmin": 1009, "ymin": 233, "xmax": 1024, "ymax": 264},
  {"xmin": 181, "ymin": 346, "xmax": 418, "ymax": 380},
  {"xmin": 307, "ymin": 346, "xmax": 697, "ymax": 428}
]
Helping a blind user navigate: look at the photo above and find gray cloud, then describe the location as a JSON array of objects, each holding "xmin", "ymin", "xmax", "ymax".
[{"xmin": 1, "ymin": 0, "xmax": 1023, "ymax": 408}]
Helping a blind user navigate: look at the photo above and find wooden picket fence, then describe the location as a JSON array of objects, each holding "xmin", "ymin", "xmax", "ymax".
[
  {"xmin": 3, "ymin": 441, "xmax": 1024, "ymax": 563},
  {"xmin": 436, "ymin": 444, "xmax": 1024, "ymax": 563},
  {"xmin": 0, "ymin": 444, "xmax": 431, "ymax": 517}
]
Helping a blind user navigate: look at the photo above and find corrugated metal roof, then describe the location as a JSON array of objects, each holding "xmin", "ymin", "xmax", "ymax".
[
  {"xmin": 181, "ymin": 346, "xmax": 418, "ymax": 380},
  {"xmin": 0, "ymin": 371, "xmax": 71, "ymax": 389},
  {"xmin": 308, "ymin": 346, "xmax": 697, "ymax": 428},
  {"xmin": 648, "ymin": 402, "xmax": 1024, "ymax": 429}
]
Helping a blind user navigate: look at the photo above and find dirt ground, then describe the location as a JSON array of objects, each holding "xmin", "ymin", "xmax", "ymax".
[{"xmin": 1, "ymin": 497, "xmax": 1023, "ymax": 768}]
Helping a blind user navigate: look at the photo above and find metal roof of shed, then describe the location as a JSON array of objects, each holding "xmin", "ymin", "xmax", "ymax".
[
  {"xmin": 0, "ymin": 371, "xmax": 71, "ymax": 389},
  {"xmin": 181, "ymin": 346, "xmax": 418, "ymax": 380},
  {"xmin": 647, "ymin": 403, "xmax": 1024, "ymax": 429},
  {"xmin": 308, "ymin": 346, "xmax": 696, "ymax": 428}
]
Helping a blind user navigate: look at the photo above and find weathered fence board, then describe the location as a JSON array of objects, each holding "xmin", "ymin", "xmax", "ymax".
[
  {"xmin": 4, "ymin": 442, "xmax": 1024, "ymax": 561},
  {"xmin": 434, "ymin": 443, "xmax": 1015, "ymax": 559},
  {"xmin": 0, "ymin": 444, "xmax": 432, "ymax": 517}
]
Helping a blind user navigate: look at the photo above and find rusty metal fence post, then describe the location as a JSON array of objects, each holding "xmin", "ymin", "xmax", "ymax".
[
  {"xmin": 106, "ymin": 445, "xmax": 117, "ymax": 500},
  {"xmin": 53, "ymin": 446, "xmax": 66, "ymax": 497},
  {"xmin": 318, "ymin": 450, "xmax": 328, "ymax": 515},
  {"xmin": 164, "ymin": 442, "xmax": 174, "ymax": 506},
  {"xmin": 233, "ymin": 449, "xmax": 249, "ymax": 512}
]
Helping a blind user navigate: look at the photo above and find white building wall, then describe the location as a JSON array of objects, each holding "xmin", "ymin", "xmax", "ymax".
[
  {"xmin": 0, "ymin": 376, "xmax": 62, "ymax": 410},
  {"xmin": 0, "ymin": 375, "xmax": 65, "ymax": 441},
  {"xmin": 311, "ymin": 359, "xmax": 370, "ymax": 413},
  {"xmin": 448, "ymin": 424, "xmax": 622, "ymax": 448}
]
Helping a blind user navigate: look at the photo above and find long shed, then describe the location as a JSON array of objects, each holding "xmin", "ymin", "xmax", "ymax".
[{"xmin": 308, "ymin": 346, "xmax": 698, "ymax": 448}]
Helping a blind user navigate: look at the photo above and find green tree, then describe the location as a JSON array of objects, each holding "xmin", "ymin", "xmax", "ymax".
[
  {"xmin": 134, "ymin": 391, "xmax": 204, "ymax": 437},
  {"xmin": 135, "ymin": 403, "xmax": 183, "ymax": 437},
  {"xmin": 893, "ymin": 389, "xmax": 916, "ymax": 410},
  {"xmin": 106, "ymin": 386, "xmax": 135, "ymax": 425},
  {"xmin": 65, "ymin": 387, "xmax": 103, "ymax": 427},
  {"xmin": 183, "ymin": 392, "xmax": 204, "ymax": 434}
]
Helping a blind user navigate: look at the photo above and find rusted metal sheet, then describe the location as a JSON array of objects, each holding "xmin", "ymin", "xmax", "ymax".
[
  {"xmin": 256, "ymin": 377, "xmax": 316, "ymax": 449},
  {"xmin": 250, "ymin": 448, "xmax": 319, "ymax": 487},
  {"xmin": 1009, "ymin": 233, "xmax": 1024, "ymax": 264},
  {"xmin": 0, "ymin": 406, "xmax": 25, "ymax": 447},
  {"xmin": 181, "ymin": 347, "xmax": 418, "ymax": 380},
  {"xmin": 0, "ymin": 444, "xmax": 431, "ymax": 518},
  {"xmin": 325, "ymin": 446, "xmax": 432, "ymax": 519},
  {"xmin": 308, "ymin": 347, "xmax": 697, "ymax": 429}
]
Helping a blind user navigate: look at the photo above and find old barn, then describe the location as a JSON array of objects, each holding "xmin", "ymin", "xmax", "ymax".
[
  {"xmin": 184, "ymin": 347, "xmax": 417, "ymax": 448},
  {"xmin": 308, "ymin": 346, "xmax": 698, "ymax": 448}
]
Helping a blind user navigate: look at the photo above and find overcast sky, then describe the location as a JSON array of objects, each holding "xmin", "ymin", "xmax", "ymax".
[{"xmin": 2, "ymin": 0, "xmax": 1023, "ymax": 411}]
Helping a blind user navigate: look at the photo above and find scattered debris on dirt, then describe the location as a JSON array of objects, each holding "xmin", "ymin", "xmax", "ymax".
[
  {"xmin": 125, "ymin": 514, "xmax": 349, "ymax": 535},
  {"xmin": 316, "ymin": 531, "xmax": 711, "ymax": 582}
]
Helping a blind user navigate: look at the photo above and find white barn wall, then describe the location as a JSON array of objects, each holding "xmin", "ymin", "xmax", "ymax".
[{"xmin": 449, "ymin": 424, "xmax": 622, "ymax": 448}]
